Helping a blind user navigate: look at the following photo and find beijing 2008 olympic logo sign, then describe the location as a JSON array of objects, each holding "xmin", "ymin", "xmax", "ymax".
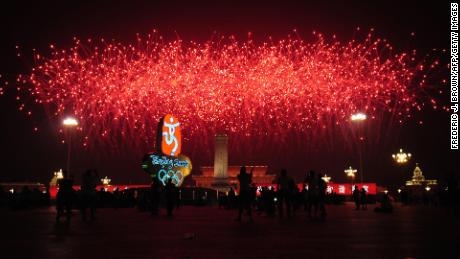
[
  {"xmin": 161, "ymin": 114, "xmax": 181, "ymax": 156},
  {"xmin": 142, "ymin": 115, "xmax": 192, "ymax": 186}
]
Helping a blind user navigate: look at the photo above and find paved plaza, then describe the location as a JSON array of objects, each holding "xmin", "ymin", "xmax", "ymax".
[{"xmin": 1, "ymin": 203, "xmax": 459, "ymax": 258}]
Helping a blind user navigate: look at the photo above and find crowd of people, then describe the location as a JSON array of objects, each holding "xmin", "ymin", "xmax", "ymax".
[
  {"xmin": 352, "ymin": 186, "xmax": 368, "ymax": 210},
  {"xmin": 54, "ymin": 169, "xmax": 138, "ymax": 222},
  {"xmin": 233, "ymin": 167, "xmax": 330, "ymax": 222},
  {"xmin": 0, "ymin": 185, "xmax": 50, "ymax": 209},
  {"xmin": 1, "ymin": 167, "xmax": 459, "ymax": 222}
]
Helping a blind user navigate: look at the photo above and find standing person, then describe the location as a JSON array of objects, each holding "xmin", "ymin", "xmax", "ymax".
[
  {"xmin": 317, "ymin": 173, "xmax": 327, "ymax": 219},
  {"xmin": 150, "ymin": 177, "xmax": 161, "ymax": 216},
  {"xmin": 56, "ymin": 170, "xmax": 74, "ymax": 222},
  {"xmin": 306, "ymin": 171, "xmax": 318, "ymax": 218},
  {"xmin": 228, "ymin": 187, "xmax": 236, "ymax": 209},
  {"xmin": 360, "ymin": 187, "xmax": 367, "ymax": 210},
  {"xmin": 266, "ymin": 186, "xmax": 276, "ymax": 217},
  {"xmin": 352, "ymin": 186, "xmax": 361, "ymax": 210},
  {"xmin": 276, "ymin": 169, "xmax": 292, "ymax": 218},
  {"xmin": 80, "ymin": 170, "xmax": 98, "ymax": 221},
  {"xmin": 236, "ymin": 166, "xmax": 253, "ymax": 222},
  {"xmin": 250, "ymin": 183, "xmax": 257, "ymax": 211},
  {"xmin": 165, "ymin": 179, "xmax": 176, "ymax": 217},
  {"xmin": 302, "ymin": 182, "xmax": 309, "ymax": 212}
]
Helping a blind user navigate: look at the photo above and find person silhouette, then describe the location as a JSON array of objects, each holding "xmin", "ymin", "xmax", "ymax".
[
  {"xmin": 80, "ymin": 170, "xmax": 97, "ymax": 221},
  {"xmin": 236, "ymin": 166, "xmax": 253, "ymax": 222},
  {"xmin": 165, "ymin": 178, "xmax": 176, "ymax": 217},
  {"xmin": 375, "ymin": 192, "xmax": 393, "ymax": 213},
  {"xmin": 352, "ymin": 186, "xmax": 361, "ymax": 210},
  {"xmin": 56, "ymin": 170, "xmax": 74, "ymax": 222},
  {"xmin": 150, "ymin": 177, "xmax": 161, "ymax": 216},
  {"xmin": 316, "ymin": 173, "xmax": 327, "ymax": 219},
  {"xmin": 360, "ymin": 187, "xmax": 367, "ymax": 210},
  {"xmin": 276, "ymin": 169, "xmax": 292, "ymax": 218},
  {"xmin": 306, "ymin": 170, "xmax": 318, "ymax": 218},
  {"xmin": 228, "ymin": 187, "xmax": 236, "ymax": 209}
]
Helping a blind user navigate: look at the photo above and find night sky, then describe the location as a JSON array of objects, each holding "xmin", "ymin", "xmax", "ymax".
[{"xmin": 0, "ymin": 1, "xmax": 455, "ymax": 187}]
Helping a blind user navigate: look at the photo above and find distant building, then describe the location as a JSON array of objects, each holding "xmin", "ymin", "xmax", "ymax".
[
  {"xmin": 192, "ymin": 134, "xmax": 275, "ymax": 191},
  {"xmin": 193, "ymin": 165, "xmax": 275, "ymax": 190},
  {"xmin": 406, "ymin": 163, "xmax": 437, "ymax": 186}
]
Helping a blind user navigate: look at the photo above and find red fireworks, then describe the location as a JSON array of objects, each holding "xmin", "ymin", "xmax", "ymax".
[{"xmin": 12, "ymin": 31, "xmax": 445, "ymax": 151}]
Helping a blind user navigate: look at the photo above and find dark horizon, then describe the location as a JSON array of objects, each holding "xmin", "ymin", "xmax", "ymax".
[{"xmin": 0, "ymin": 1, "xmax": 455, "ymax": 187}]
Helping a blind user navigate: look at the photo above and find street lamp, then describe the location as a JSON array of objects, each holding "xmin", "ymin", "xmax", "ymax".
[
  {"xmin": 351, "ymin": 112, "xmax": 367, "ymax": 121},
  {"xmin": 321, "ymin": 174, "xmax": 331, "ymax": 183},
  {"xmin": 344, "ymin": 166, "xmax": 357, "ymax": 184},
  {"xmin": 63, "ymin": 116, "xmax": 78, "ymax": 175},
  {"xmin": 63, "ymin": 117, "xmax": 78, "ymax": 126},
  {"xmin": 392, "ymin": 148, "xmax": 412, "ymax": 164},
  {"xmin": 54, "ymin": 169, "xmax": 64, "ymax": 180},
  {"xmin": 392, "ymin": 148, "xmax": 412, "ymax": 181},
  {"xmin": 101, "ymin": 176, "xmax": 111, "ymax": 186},
  {"xmin": 351, "ymin": 112, "xmax": 367, "ymax": 183}
]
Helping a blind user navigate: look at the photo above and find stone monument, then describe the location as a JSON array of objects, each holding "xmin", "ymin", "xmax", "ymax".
[{"xmin": 212, "ymin": 134, "xmax": 230, "ymax": 190}]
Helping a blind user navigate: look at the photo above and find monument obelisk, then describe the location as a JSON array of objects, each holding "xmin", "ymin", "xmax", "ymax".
[{"xmin": 212, "ymin": 134, "xmax": 230, "ymax": 190}]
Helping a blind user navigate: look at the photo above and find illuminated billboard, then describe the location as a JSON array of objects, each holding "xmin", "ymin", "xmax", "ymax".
[
  {"xmin": 142, "ymin": 153, "xmax": 192, "ymax": 186},
  {"xmin": 143, "ymin": 114, "xmax": 191, "ymax": 187},
  {"xmin": 159, "ymin": 114, "xmax": 182, "ymax": 157}
]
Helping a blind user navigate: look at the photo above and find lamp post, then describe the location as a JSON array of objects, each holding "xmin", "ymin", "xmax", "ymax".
[
  {"xmin": 344, "ymin": 166, "xmax": 357, "ymax": 185},
  {"xmin": 63, "ymin": 117, "xmax": 78, "ymax": 175},
  {"xmin": 392, "ymin": 148, "xmax": 412, "ymax": 164},
  {"xmin": 392, "ymin": 148, "xmax": 412, "ymax": 177},
  {"xmin": 101, "ymin": 176, "xmax": 111, "ymax": 186},
  {"xmin": 351, "ymin": 112, "xmax": 367, "ymax": 183},
  {"xmin": 321, "ymin": 174, "xmax": 331, "ymax": 183}
]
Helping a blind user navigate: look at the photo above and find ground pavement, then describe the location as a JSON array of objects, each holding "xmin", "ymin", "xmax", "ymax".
[{"xmin": 1, "ymin": 203, "xmax": 459, "ymax": 258}]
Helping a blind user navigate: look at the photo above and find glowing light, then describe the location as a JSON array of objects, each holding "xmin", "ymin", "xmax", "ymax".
[
  {"xmin": 392, "ymin": 148, "xmax": 412, "ymax": 164},
  {"xmin": 12, "ymin": 31, "xmax": 443, "ymax": 150},
  {"xmin": 143, "ymin": 153, "xmax": 192, "ymax": 186},
  {"xmin": 425, "ymin": 186, "xmax": 431, "ymax": 191},
  {"xmin": 351, "ymin": 113, "xmax": 367, "ymax": 121},
  {"xmin": 101, "ymin": 176, "xmax": 111, "ymax": 185},
  {"xmin": 321, "ymin": 174, "xmax": 331, "ymax": 183},
  {"xmin": 54, "ymin": 169, "xmax": 64, "ymax": 179},
  {"xmin": 344, "ymin": 166, "xmax": 357, "ymax": 178},
  {"xmin": 397, "ymin": 188, "xmax": 402, "ymax": 193},
  {"xmin": 63, "ymin": 117, "xmax": 78, "ymax": 127},
  {"xmin": 384, "ymin": 190, "xmax": 389, "ymax": 194},
  {"xmin": 9, "ymin": 188, "xmax": 14, "ymax": 194}
]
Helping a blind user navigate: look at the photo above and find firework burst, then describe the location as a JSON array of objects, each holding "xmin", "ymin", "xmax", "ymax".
[{"xmin": 10, "ymin": 30, "xmax": 445, "ymax": 154}]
